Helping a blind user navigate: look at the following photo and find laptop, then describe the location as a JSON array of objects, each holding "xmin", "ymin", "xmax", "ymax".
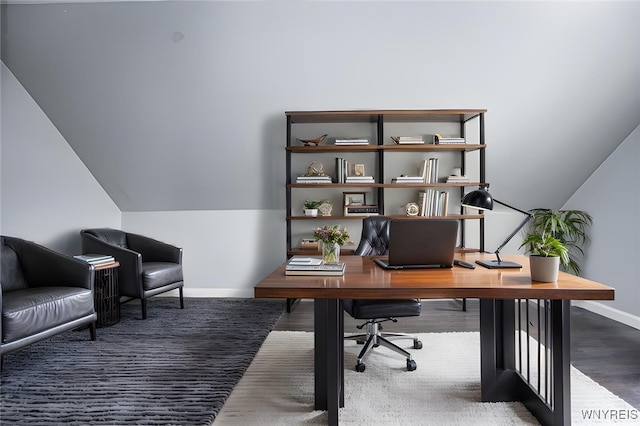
[{"xmin": 373, "ymin": 219, "xmax": 459, "ymax": 270}]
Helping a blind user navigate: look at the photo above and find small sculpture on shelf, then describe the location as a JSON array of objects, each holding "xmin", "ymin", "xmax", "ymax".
[
  {"xmin": 318, "ymin": 201, "xmax": 333, "ymax": 216},
  {"xmin": 306, "ymin": 161, "xmax": 326, "ymax": 176},
  {"xmin": 297, "ymin": 134, "xmax": 328, "ymax": 146}
]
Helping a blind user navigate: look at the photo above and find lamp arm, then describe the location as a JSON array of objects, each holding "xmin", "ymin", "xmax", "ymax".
[{"xmin": 492, "ymin": 199, "xmax": 533, "ymax": 262}]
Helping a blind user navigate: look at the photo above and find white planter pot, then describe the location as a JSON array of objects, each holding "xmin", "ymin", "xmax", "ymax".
[
  {"xmin": 304, "ymin": 209, "xmax": 318, "ymax": 217},
  {"xmin": 529, "ymin": 255, "xmax": 560, "ymax": 282}
]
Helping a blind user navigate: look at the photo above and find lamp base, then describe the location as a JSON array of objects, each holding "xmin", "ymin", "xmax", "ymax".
[{"xmin": 475, "ymin": 259, "xmax": 522, "ymax": 269}]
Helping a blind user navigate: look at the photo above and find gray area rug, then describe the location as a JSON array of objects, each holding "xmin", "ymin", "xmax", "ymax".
[{"xmin": 0, "ymin": 297, "xmax": 285, "ymax": 425}]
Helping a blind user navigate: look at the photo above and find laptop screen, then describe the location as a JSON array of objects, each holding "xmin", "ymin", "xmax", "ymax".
[{"xmin": 385, "ymin": 219, "xmax": 459, "ymax": 268}]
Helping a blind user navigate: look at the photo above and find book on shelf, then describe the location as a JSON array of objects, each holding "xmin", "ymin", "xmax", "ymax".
[
  {"xmin": 418, "ymin": 189, "xmax": 449, "ymax": 217},
  {"xmin": 296, "ymin": 176, "xmax": 332, "ymax": 183},
  {"xmin": 344, "ymin": 204, "xmax": 380, "ymax": 216},
  {"xmin": 73, "ymin": 254, "xmax": 115, "ymax": 265},
  {"xmin": 391, "ymin": 177, "xmax": 424, "ymax": 184},
  {"xmin": 334, "ymin": 137, "xmax": 370, "ymax": 145},
  {"xmin": 345, "ymin": 176, "xmax": 375, "ymax": 183},
  {"xmin": 391, "ymin": 135, "xmax": 425, "ymax": 144},
  {"xmin": 433, "ymin": 134, "xmax": 465, "ymax": 144},
  {"xmin": 285, "ymin": 262, "xmax": 346, "ymax": 276},
  {"xmin": 445, "ymin": 175, "xmax": 471, "ymax": 183},
  {"xmin": 335, "ymin": 158, "xmax": 347, "ymax": 183}
]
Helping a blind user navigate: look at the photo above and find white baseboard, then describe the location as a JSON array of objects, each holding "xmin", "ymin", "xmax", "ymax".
[{"xmin": 573, "ymin": 300, "xmax": 640, "ymax": 331}]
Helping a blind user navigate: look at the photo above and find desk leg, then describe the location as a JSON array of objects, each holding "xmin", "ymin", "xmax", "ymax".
[
  {"xmin": 314, "ymin": 299, "xmax": 344, "ymax": 425},
  {"xmin": 480, "ymin": 299, "xmax": 517, "ymax": 401},
  {"xmin": 481, "ymin": 299, "xmax": 571, "ymax": 426}
]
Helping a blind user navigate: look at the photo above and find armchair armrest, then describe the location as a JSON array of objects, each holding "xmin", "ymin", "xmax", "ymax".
[
  {"xmin": 5, "ymin": 238, "xmax": 93, "ymax": 290},
  {"xmin": 127, "ymin": 233, "xmax": 182, "ymax": 264}
]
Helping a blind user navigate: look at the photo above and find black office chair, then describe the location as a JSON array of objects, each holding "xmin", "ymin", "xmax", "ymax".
[{"xmin": 343, "ymin": 216, "xmax": 422, "ymax": 372}]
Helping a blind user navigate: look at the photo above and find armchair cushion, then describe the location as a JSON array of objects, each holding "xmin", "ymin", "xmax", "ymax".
[
  {"xmin": 2, "ymin": 287, "xmax": 94, "ymax": 343},
  {"xmin": 142, "ymin": 262, "xmax": 183, "ymax": 291}
]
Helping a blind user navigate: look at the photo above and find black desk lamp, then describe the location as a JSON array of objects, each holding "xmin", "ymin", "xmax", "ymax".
[{"xmin": 461, "ymin": 186, "xmax": 533, "ymax": 269}]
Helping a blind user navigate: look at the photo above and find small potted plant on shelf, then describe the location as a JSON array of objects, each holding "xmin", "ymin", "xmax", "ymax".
[
  {"xmin": 519, "ymin": 233, "xmax": 569, "ymax": 282},
  {"xmin": 303, "ymin": 200, "xmax": 322, "ymax": 217}
]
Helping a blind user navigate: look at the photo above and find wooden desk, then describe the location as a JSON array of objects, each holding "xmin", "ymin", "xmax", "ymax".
[{"xmin": 255, "ymin": 254, "xmax": 614, "ymax": 426}]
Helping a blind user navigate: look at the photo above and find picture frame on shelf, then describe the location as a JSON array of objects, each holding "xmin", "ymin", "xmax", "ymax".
[
  {"xmin": 343, "ymin": 191, "xmax": 366, "ymax": 207},
  {"xmin": 354, "ymin": 164, "xmax": 365, "ymax": 177}
]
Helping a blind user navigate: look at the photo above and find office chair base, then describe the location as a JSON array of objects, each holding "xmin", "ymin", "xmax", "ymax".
[{"xmin": 346, "ymin": 321, "xmax": 421, "ymax": 372}]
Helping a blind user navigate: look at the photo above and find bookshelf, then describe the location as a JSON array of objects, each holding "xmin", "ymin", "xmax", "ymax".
[{"xmin": 285, "ymin": 109, "xmax": 487, "ymax": 258}]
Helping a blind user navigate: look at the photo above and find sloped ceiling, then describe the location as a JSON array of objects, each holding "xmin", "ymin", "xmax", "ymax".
[{"xmin": 2, "ymin": 1, "xmax": 639, "ymax": 212}]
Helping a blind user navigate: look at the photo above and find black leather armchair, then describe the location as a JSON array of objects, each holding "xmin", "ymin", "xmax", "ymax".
[
  {"xmin": 343, "ymin": 216, "xmax": 422, "ymax": 372},
  {"xmin": 1, "ymin": 236, "xmax": 97, "ymax": 370},
  {"xmin": 80, "ymin": 228, "xmax": 184, "ymax": 319}
]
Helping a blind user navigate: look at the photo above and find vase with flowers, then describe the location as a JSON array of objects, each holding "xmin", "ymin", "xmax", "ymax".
[{"xmin": 313, "ymin": 225, "xmax": 351, "ymax": 264}]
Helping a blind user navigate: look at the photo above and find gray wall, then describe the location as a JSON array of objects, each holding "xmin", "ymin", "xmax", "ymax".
[
  {"xmin": 1, "ymin": 2, "xmax": 640, "ymax": 315},
  {"xmin": 1, "ymin": 63, "xmax": 121, "ymax": 253},
  {"xmin": 569, "ymin": 124, "xmax": 640, "ymax": 328}
]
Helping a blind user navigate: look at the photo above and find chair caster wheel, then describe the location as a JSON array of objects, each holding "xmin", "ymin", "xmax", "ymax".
[
  {"xmin": 413, "ymin": 339, "xmax": 423, "ymax": 350},
  {"xmin": 356, "ymin": 362, "xmax": 366, "ymax": 372},
  {"xmin": 407, "ymin": 359, "xmax": 417, "ymax": 371}
]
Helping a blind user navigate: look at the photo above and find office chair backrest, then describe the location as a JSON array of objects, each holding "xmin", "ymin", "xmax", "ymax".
[{"xmin": 354, "ymin": 216, "xmax": 391, "ymax": 256}]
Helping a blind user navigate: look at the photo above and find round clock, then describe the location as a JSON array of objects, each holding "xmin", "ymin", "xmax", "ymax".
[
  {"xmin": 319, "ymin": 202, "xmax": 333, "ymax": 216},
  {"xmin": 405, "ymin": 202, "xmax": 419, "ymax": 216}
]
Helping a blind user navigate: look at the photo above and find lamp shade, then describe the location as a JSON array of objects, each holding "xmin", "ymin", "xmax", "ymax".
[{"xmin": 461, "ymin": 188, "xmax": 494, "ymax": 211}]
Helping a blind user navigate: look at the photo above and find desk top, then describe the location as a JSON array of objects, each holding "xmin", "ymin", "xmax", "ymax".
[{"xmin": 254, "ymin": 254, "xmax": 614, "ymax": 301}]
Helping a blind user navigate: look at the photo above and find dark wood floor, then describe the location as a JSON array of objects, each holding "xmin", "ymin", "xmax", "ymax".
[{"xmin": 274, "ymin": 299, "xmax": 640, "ymax": 410}]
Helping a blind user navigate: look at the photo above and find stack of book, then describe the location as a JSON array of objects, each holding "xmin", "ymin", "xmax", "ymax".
[
  {"xmin": 433, "ymin": 134, "xmax": 465, "ymax": 144},
  {"xmin": 418, "ymin": 189, "xmax": 449, "ymax": 217},
  {"xmin": 74, "ymin": 254, "xmax": 116, "ymax": 266},
  {"xmin": 296, "ymin": 175, "xmax": 332, "ymax": 184},
  {"xmin": 284, "ymin": 256, "xmax": 346, "ymax": 276},
  {"xmin": 391, "ymin": 176, "xmax": 424, "ymax": 184},
  {"xmin": 299, "ymin": 238, "xmax": 320, "ymax": 251},
  {"xmin": 445, "ymin": 174, "xmax": 471, "ymax": 183},
  {"xmin": 334, "ymin": 137, "xmax": 369, "ymax": 146},
  {"xmin": 391, "ymin": 135, "xmax": 425, "ymax": 144},
  {"xmin": 344, "ymin": 204, "xmax": 379, "ymax": 216},
  {"xmin": 345, "ymin": 176, "xmax": 375, "ymax": 184}
]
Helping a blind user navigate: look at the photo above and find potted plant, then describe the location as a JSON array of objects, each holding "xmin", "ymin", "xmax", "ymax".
[
  {"xmin": 303, "ymin": 200, "xmax": 322, "ymax": 217},
  {"xmin": 519, "ymin": 233, "xmax": 569, "ymax": 282},
  {"xmin": 525, "ymin": 209, "xmax": 593, "ymax": 275}
]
